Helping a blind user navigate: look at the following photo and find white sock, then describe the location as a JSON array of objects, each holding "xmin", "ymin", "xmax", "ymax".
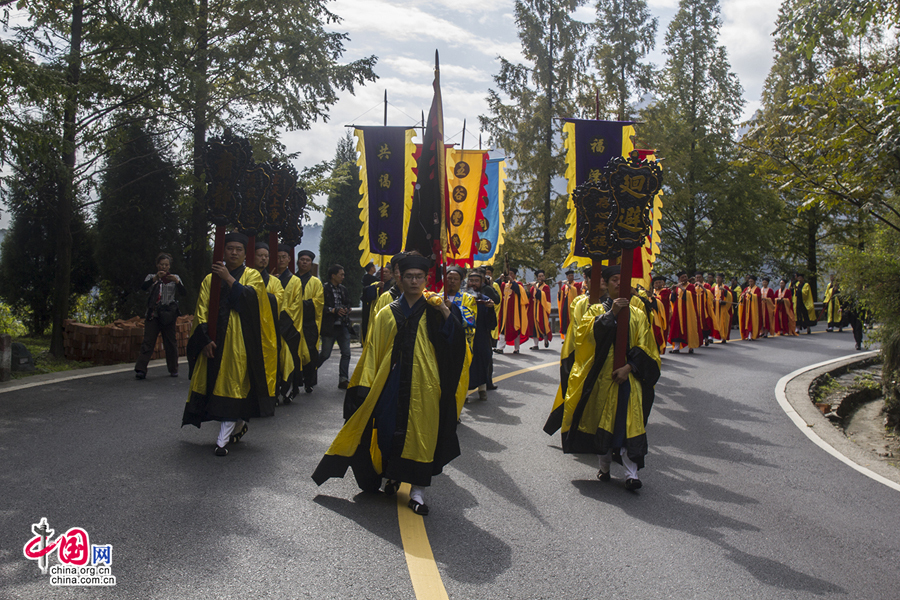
[
  {"xmin": 409, "ymin": 485, "xmax": 426, "ymax": 505},
  {"xmin": 217, "ymin": 421, "xmax": 237, "ymax": 448}
]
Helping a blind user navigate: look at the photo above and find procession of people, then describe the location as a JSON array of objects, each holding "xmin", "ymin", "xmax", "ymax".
[{"xmin": 163, "ymin": 234, "xmax": 859, "ymax": 514}]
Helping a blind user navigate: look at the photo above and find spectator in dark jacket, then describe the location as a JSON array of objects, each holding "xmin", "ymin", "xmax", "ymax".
[
  {"xmin": 319, "ymin": 264, "xmax": 353, "ymax": 388},
  {"xmin": 135, "ymin": 253, "xmax": 186, "ymax": 379}
]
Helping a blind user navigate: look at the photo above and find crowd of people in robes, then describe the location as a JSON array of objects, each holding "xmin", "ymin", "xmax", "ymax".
[{"xmin": 159, "ymin": 234, "xmax": 861, "ymax": 514}]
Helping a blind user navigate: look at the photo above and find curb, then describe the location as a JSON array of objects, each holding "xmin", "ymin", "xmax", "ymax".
[
  {"xmin": 0, "ymin": 356, "xmax": 188, "ymax": 395},
  {"xmin": 775, "ymin": 351, "xmax": 900, "ymax": 492}
]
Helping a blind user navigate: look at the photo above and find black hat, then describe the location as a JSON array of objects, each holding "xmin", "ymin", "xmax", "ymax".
[
  {"xmin": 601, "ymin": 265, "xmax": 621, "ymax": 281},
  {"xmin": 277, "ymin": 244, "xmax": 293, "ymax": 255},
  {"xmin": 392, "ymin": 252, "xmax": 408, "ymax": 267},
  {"xmin": 397, "ymin": 254, "xmax": 432, "ymax": 274},
  {"xmin": 582, "ymin": 265, "xmax": 592, "ymax": 277},
  {"xmin": 676, "ymin": 270, "xmax": 688, "ymax": 277},
  {"xmin": 468, "ymin": 269, "xmax": 484, "ymax": 279},
  {"xmin": 565, "ymin": 269, "xmax": 575, "ymax": 275},
  {"xmin": 484, "ymin": 265, "xmax": 494, "ymax": 273},
  {"xmin": 224, "ymin": 232, "xmax": 249, "ymax": 249},
  {"xmin": 446, "ymin": 265, "xmax": 466, "ymax": 278},
  {"xmin": 652, "ymin": 275, "xmax": 666, "ymax": 283},
  {"xmin": 535, "ymin": 269, "xmax": 545, "ymax": 276},
  {"xmin": 254, "ymin": 241, "xmax": 269, "ymax": 251},
  {"xmin": 297, "ymin": 249, "xmax": 316, "ymax": 260}
]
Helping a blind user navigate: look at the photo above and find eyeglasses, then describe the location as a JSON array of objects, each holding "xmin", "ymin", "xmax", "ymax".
[{"xmin": 402, "ymin": 274, "xmax": 427, "ymax": 281}]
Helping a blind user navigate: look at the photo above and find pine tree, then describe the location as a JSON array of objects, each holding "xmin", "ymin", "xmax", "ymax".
[
  {"xmin": 95, "ymin": 120, "xmax": 183, "ymax": 319},
  {"xmin": 480, "ymin": 0, "xmax": 589, "ymax": 274},
  {"xmin": 319, "ymin": 133, "xmax": 365, "ymax": 305},
  {"xmin": 639, "ymin": 0, "xmax": 761, "ymax": 275},
  {"xmin": 591, "ymin": 0, "xmax": 658, "ymax": 121}
]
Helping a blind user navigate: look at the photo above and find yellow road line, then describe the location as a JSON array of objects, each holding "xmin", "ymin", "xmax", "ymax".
[{"xmin": 398, "ymin": 359, "xmax": 559, "ymax": 599}]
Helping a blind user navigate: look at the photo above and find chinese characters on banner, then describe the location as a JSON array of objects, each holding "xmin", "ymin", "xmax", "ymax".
[{"xmin": 354, "ymin": 126, "xmax": 416, "ymax": 267}]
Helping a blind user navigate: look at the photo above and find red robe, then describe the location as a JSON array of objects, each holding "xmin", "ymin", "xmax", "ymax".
[
  {"xmin": 500, "ymin": 280, "xmax": 530, "ymax": 346},
  {"xmin": 668, "ymin": 284, "xmax": 701, "ymax": 349},
  {"xmin": 774, "ymin": 287, "xmax": 797, "ymax": 336},
  {"xmin": 711, "ymin": 284, "xmax": 734, "ymax": 341},
  {"xmin": 759, "ymin": 286, "xmax": 776, "ymax": 334},
  {"xmin": 738, "ymin": 286, "xmax": 763, "ymax": 340},
  {"xmin": 651, "ymin": 288, "xmax": 671, "ymax": 353},
  {"xmin": 557, "ymin": 281, "xmax": 583, "ymax": 339},
  {"xmin": 529, "ymin": 283, "xmax": 553, "ymax": 341}
]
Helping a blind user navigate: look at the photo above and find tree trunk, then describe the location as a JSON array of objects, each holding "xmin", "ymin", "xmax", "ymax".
[
  {"xmin": 807, "ymin": 206, "xmax": 818, "ymax": 300},
  {"xmin": 50, "ymin": 0, "xmax": 83, "ymax": 357},
  {"xmin": 188, "ymin": 0, "xmax": 210, "ymax": 310}
]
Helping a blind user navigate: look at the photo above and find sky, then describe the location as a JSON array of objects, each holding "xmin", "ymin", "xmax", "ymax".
[
  {"xmin": 0, "ymin": 0, "xmax": 783, "ymax": 230},
  {"xmin": 284, "ymin": 0, "xmax": 784, "ymax": 224}
]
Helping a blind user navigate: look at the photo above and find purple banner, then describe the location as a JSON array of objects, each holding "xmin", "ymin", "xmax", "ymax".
[{"xmin": 360, "ymin": 126, "xmax": 411, "ymax": 256}]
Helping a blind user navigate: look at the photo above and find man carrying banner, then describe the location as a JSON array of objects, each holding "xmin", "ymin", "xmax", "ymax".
[{"xmin": 182, "ymin": 233, "xmax": 274, "ymax": 456}]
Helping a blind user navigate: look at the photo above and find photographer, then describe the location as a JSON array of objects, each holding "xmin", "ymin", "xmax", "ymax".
[
  {"xmin": 319, "ymin": 264, "xmax": 353, "ymax": 389},
  {"xmin": 134, "ymin": 252, "xmax": 186, "ymax": 379}
]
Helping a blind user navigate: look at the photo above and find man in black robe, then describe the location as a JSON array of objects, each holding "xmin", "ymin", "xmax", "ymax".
[{"xmin": 466, "ymin": 269, "xmax": 498, "ymax": 400}]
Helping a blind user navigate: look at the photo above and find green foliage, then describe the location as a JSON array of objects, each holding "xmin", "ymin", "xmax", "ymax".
[
  {"xmin": 319, "ymin": 133, "xmax": 364, "ymax": 303},
  {"xmin": 480, "ymin": 0, "xmax": 589, "ymax": 276},
  {"xmin": 640, "ymin": 0, "xmax": 757, "ymax": 275},
  {"xmin": 589, "ymin": 0, "xmax": 658, "ymax": 121},
  {"xmin": 69, "ymin": 283, "xmax": 118, "ymax": 326},
  {"xmin": 95, "ymin": 119, "xmax": 183, "ymax": 319},
  {"xmin": 0, "ymin": 301, "xmax": 27, "ymax": 337},
  {"xmin": 0, "ymin": 131, "xmax": 98, "ymax": 336}
]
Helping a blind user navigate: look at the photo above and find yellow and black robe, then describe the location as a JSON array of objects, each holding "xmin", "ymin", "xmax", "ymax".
[
  {"xmin": 261, "ymin": 270, "xmax": 293, "ymax": 396},
  {"xmin": 297, "ymin": 273, "xmax": 324, "ymax": 385},
  {"xmin": 544, "ymin": 301, "xmax": 660, "ymax": 468},
  {"xmin": 312, "ymin": 296, "xmax": 466, "ymax": 491},
  {"xmin": 277, "ymin": 269, "xmax": 303, "ymax": 395},
  {"xmin": 183, "ymin": 266, "xmax": 275, "ymax": 426}
]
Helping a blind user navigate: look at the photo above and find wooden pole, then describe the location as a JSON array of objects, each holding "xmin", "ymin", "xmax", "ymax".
[
  {"xmin": 268, "ymin": 231, "xmax": 278, "ymax": 274},
  {"xmin": 207, "ymin": 226, "xmax": 226, "ymax": 343},
  {"xmin": 613, "ymin": 249, "xmax": 633, "ymax": 371}
]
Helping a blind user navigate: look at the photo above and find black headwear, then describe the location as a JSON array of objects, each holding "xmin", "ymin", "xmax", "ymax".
[
  {"xmin": 297, "ymin": 250, "xmax": 316, "ymax": 260},
  {"xmin": 534, "ymin": 269, "xmax": 545, "ymax": 276},
  {"xmin": 446, "ymin": 265, "xmax": 466, "ymax": 278},
  {"xmin": 397, "ymin": 254, "xmax": 432, "ymax": 274},
  {"xmin": 582, "ymin": 266, "xmax": 592, "ymax": 277},
  {"xmin": 676, "ymin": 270, "xmax": 688, "ymax": 278},
  {"xmin": 392, "ymin": 252, "xmax": 408, "ymax": 268},
  {"xmin": 565, "ymin": 269, "xmax": 575, "ymax": 276},
  {"xmin": 277, "ymin": 244, "xmax": 293, "ymax": 255},
  {"xmin": 254, "ymin": 241, "xmax": 269, "ymax": 252},
  {"xmin": 652, "ymin": 275, "xmax": 666, "ymax": 283},
  {"xmin": 224, "ymin": 232, "xmax": 249, "ymax": 249},
  {"xmin": 601, "ymin": 265, "xmax": 621, "ymax": 281}
]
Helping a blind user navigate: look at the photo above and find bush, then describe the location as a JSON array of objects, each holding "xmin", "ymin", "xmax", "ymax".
[{"xmin": 0, "ymin": 301, "xmax": 27, "ymax": 337}]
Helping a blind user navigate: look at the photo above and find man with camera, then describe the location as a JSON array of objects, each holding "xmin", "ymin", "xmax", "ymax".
[{"xmin": 319, "ymin": 264, "xmax": 353, "ymax": 389}]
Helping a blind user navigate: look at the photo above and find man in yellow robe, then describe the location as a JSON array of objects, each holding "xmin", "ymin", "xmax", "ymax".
[
  {"xmin": 183, "ymin": 232, "xmax": 275, "ymax": 456},
  {"xmin": 254, "ymin": 242, "xmax": 293, "ymax": 405},
  {"xmin": 544, "ymin": 265, "xmax": 661, "ymax": 490},
  {"xmin": 738, "ymin": 275, "xmax": 763, "ymax": 341},
  {"xmin": 274, "ymin": 244, "xmax": 303, "ymax": 403},
  {"xmin": 823, "ymin": 274, "xmax": 843, "ymax": 332},
  {"xmin": 312, "ymin": 253, "xmax": 467, "ymax": 516},
  {"xmin": 295, "ymin": 249, "xmax": 324, "ymax": 393}
]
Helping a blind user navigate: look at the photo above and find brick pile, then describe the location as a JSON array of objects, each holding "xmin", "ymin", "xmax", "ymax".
[{"xmin": 63, "ymin": 315, "xmax": 194, "ymax": 364}]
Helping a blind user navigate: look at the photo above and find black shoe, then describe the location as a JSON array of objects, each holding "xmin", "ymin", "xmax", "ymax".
[
  {"xmin": 704, "ymin": 338, "xmax": 710, "ymax": 347},
  {"xmin": 721, "ymin": 339, "xmax": 727, "ymax": 344},
  {"xmin": 625, "ymin": 478, "xmax": 642, "ymax": 491},
  {"xmin": 486, "ymin": 384, "xmax": 498, "ymax": 391},
  {"xmin": 383, "ymin": 480, "xmax": 400, "ymax": 496},
  {"xmin": 493, "ymin": 348, "xmax": 503, "ymax": 354},
  {"xmin": 305, "ymin": 386, "xmax": 313, "ymax": 394},
  {"xmin": 135, "ymin": 371, "xmax": 146, "ymax": 380},
  {"xmin": 544, "ymin": 340, "xmax": 549, "ymax": 348},
  {"xmin": 338, "ymin": 380, "xmax": 349, "ymax": 390},
  {"xmin": 408, "ymin": 499, "xmax": 429, "ymax": 516},
  {"xmin": 688, "ymin": 348, "xmax": 694, "ymax": 354},
  {"xmin": 597, "ymin": 470, "xmax": 611, "ymax": 482},
  {"xmin": 671, "ymin": 348, "xmax": 680, "ymax": 354},
  {"xmin": 856, "ymin": 343, "xmax": 862, "ymax": 350},
  {"xmin": 229, "ymin": 423, "xmax": 248, "ymax": 445},
  {"xmin": 170, "ymin": 371, "xmax": 179, "ymax": 377},
  {"xmin": 214, "ymin": 446, "xmax": 228, "ymax": 457}
]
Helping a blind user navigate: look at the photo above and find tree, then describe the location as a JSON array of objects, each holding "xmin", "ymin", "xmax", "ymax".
[
  {"xmin": 480, "ymin": 0, "xmax": 589, "ymax": 275},
  {"xmin": 639, "ymin": 0, "xmax": 757, "ymax": 275},
  {"xmin": 95, "ymin": 120, "xmax": 183, "ymax": 319},
  {"xmin": 144, "ymin": 0, "xmax": 378, "ymax": 300},
  {"xmin": 591, "ymin": 0, "xmax": 658, "ymax": 121},
  {"xmin": 0, "ymin": 126, "xmax": 97, "ymax": 335},
  {"xmin": 319, "ymin": 133, "xmax": 364, "ymax": 304}
]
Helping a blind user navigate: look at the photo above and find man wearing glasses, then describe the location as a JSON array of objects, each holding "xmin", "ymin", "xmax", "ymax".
[{"xmin": 313, "ymin": 253, "xmax": 466, "ymax": 516}]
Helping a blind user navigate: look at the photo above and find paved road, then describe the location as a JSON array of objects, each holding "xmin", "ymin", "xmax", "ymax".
[{"xmin": 1, "ymin": 327, "xmax": 897, "ymax": 599}]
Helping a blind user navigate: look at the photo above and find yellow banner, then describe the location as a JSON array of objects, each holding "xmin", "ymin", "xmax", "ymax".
[{"xmin": 445, "ymin": 149, "xmax": 487, "ymax": 263}]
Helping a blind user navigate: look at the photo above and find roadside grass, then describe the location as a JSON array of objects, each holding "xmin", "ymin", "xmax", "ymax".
[{"xmin": 10, "ymin": 336, "xmax": 95, "ymax": 380}]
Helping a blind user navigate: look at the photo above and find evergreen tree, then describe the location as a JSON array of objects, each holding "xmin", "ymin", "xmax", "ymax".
[
  {"xmin": 319, "ymin": 133, "xmax": 364, "ymax": 304},
  {"xmin": 0, "ymin": 127, "xmax": 97, "ymax": 335},
  {"xmin": 591, "ymin": 0, "xmax": 658, "ymax": 121},
  {"xmin": 95, "ymin": 120, "xmax": 183, "ymax": 319},
  {"xmin": 639, "ymin": 0, "xmax": 765, "ymax": 274},
  {"xmin": 480, "ymin": 0, "xmax": 589, "ymax": 274}
]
